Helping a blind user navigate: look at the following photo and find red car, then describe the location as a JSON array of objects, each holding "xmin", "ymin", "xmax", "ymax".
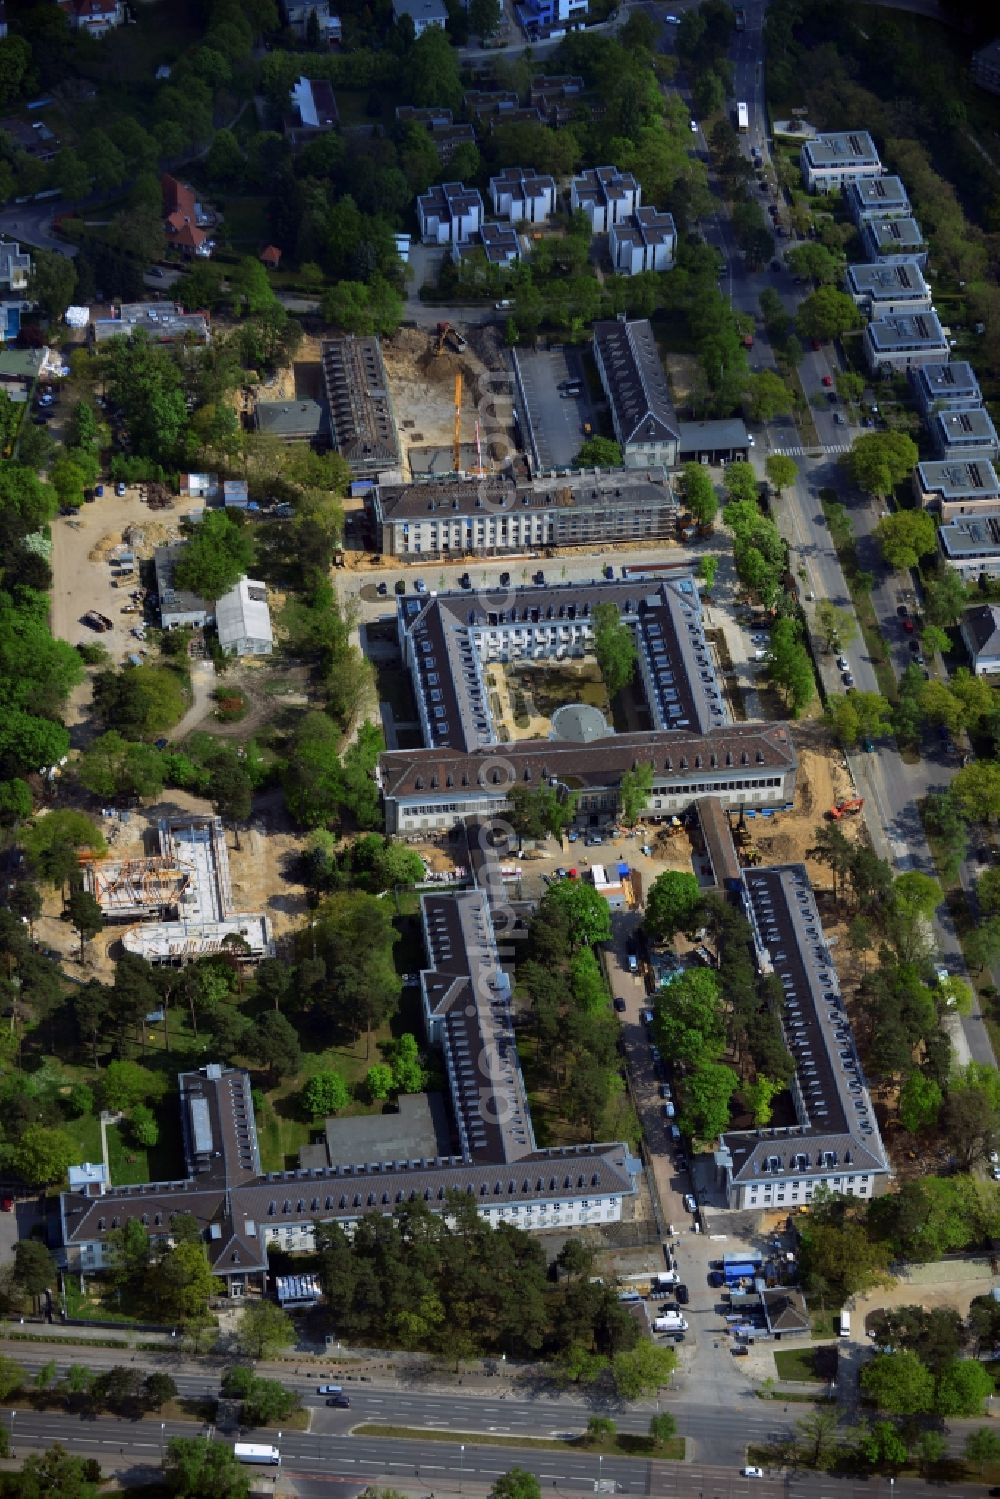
[
  {"xmin": 822, "ymin": 375, "xmax": 833, "ymax": 387},
  {"xmin": 810, "ymin": 338, "xmax": 821, "ymax": 351},
  {"xmin": 1, "ymin": 1197, "xmax": 14, "ymax": 1213},
  {"xmin": 902, "ymin": 618, "xmax": 915, "ymax": 633}
]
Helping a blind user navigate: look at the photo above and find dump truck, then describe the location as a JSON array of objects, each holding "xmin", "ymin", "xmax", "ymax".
[{"xmin": 828, "ymin": 797, "xmax": 864, "ymax": 821}]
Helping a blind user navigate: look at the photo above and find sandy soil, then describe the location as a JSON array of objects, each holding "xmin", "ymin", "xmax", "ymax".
[
  {"xmin": 381, "ymin": 325, "xmax": 500, "ymax": 475},
  {"xmin": 741, "ymin": 739, "xmax": 861, "ymax": 888}
]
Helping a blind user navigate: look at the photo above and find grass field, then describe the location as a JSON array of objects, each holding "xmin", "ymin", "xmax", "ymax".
[{"xmin": 773, "ymin": 1345, "xmax": 838, "ymax": 1383}]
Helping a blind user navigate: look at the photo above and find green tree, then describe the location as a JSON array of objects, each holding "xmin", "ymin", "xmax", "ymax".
[
  {"xmin": 847, "ymin": 432, "xmax": 920, "ymax": 500},
  {"xmin": 0, "ymin": 1356, "xmax": 22, "ymax": 1401},
  {"xmin": 11, "ymin": 1124, "xmax": 77, "ymax": 1187},
  {"xmin": 723, "ymin": 460, "xmax": 758, "ymax": 505},
  {"xmin": 858, "ymin": 1419, "xmax": 908, "ymax": 1470},
  {"xmin": 92, "ymin": 666, "xmax": 186, "ymax": 740},
  {"xmin": 13, "ymin": 1240, "xmax": 54, "ymax": 1299},
  {"xmin": 935, "ymin": 1358, "xmax": 994, "ymax": 1417},
  {"xmin": 67, "ymin": 887, "xmax": 103, "ymax": 963},
  {"xmin": 15, "ymin": 1445, "xmax": 102, "ymax": 1498},
  {"xmin": 148, "ymin": 1241, "xmax": 221, "ymax": 1325},
  {"xmin": 541, "ymin": 880, "xmax": 612, "ymax": 947},
  {"xmin": 765, "ymin": 453, "xmax": 798, "ymax": 495},
  {"xmin": 164, "ymin": 1436, "xmax": 250, "ymax": 1498},
  {"xmin": 898, "ymin": 1070, "xmax": 942, "ymax": 1133},
  {"xmin": 246, "ymin": 1011, "xmax": 302, "ymax": 1081},
  {"xmin": 389, "ymin": 1032, "xmax": 427, "ymax": 1093},
  {"xmin": 282, "ymin": 712, "xmax": 344, "ymax": 829},
  {"xmin": 611, "ymin": 1339, "xmax": 677, "ymax": 1398},
  {"xmin": 592, "ymin": 602, "xmax": 637, "ymax": 696},
  {"xmin": 965, "ymin": 1427, "xmax": 1000, "ymax": 1472},
  {"xmin": 924, "ymin": 571, "xmax": 968, "ymax": 629},
  {"xmin": 767, "ymin": 616, "xmax": 815, "ymax": 715},
  {"xmin": 584, "ymin": 1416, "xmax": 616, "ymax": 1446},
  {"xmin": 860, "ymin": 1350, "xmax": 935, "ymax": 1414},
  {"xmin": 173, "ymin": 513, "xmax": 255, "ymax": 602},
  {"xmin": 699, "ymin": 554, "xmax": 719, "ymax": 591},
  {"xmin": 645, "ymin": 870, "xmax": 702, "ymax": 941},
  {"xmin": 785, "ymin": 242, "xmax": 840, "ymax": 285},
  {"xmin": 796, "ymin": 1406, "xmax": 841, "ymax": 1467},
  {"xmin": 143, "ymin": 1371, "xmax": 178, "ymax": 1410},
  {"xmin": 678, "ymin": 463, "xmax": 718, "ymax": 527},
  {"xmin": 876, "ymin": 511, "xmax": 938, "ymax": 569},
  {"xmin": 796, "ymin": 286, "xmax": 863, "ymax": 341},
  {"xmin": 921, "ymin": 624, "xmax": 951, "ymax": 658},
  {"xmin": 235, "ymin": 1300, "xmax": 296, "ymax": 1361},
  {"xmin": 506, "ymin": 783, "xmax": 578, "ymax": 841},
  {"xmin": 952, "ymin": 761, "xmax": 1000, "ymax": 821},
  {"xmin": 490, "ymin": 1469, "xmax": 541, "ymax": 1499},
  {"xmin": 815, "ymin": 600, "xmax": 857, "ymax": 653},
  {"xmin": 799, "ymin": 1218, "xmax": 891, "ymax": 1301},
  {"xmin": 409, "ymin": 25, "xmax": 463, "ymax": 109},
  {"xmin": 681, "ymin": 1059, "xmax": 738, "ymax": 1142},
  {"xmin": 76, "ymin": 732, "xmax": 165, "ymax": 801},
  {"xmin": 322, "ymin": 277, "xmax": 404, "ymax": 338},
  {"xmin": 302, "ymin": 1070, "xmax": 350, "ymax": 1118},
  {"xmin": 28, "ymin": 249, "xmax": 78, "ymax": 321},
  {"xmin": 649, "ymin": 1412, "xmax": 677, "ymax": 1449},
  {"xmin": 576, "ymin": 435, "xmax": 622, "ymax": 467},
  {"xmin": 366, "ymin": 1063, "xmax": 394, "ymax": 1101},
  {"xmin": 619, "ymin": 762, "xmax": 653, "ymax": 825},
  {"xmin": 130, "ymin": 1103, "xmax": 159, "ymax": 1147}
]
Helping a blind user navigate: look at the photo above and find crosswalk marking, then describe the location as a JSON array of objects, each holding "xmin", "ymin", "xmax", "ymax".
[{"xmin": 769, "ymin": 443, "xmax": 851, "ymax": 457}]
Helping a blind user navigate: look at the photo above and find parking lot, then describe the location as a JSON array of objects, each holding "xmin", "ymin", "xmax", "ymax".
[
  {"xmin": 49, "ymin": 488, "xmax": 172, "ymax": 671},
  {"xmin": 511, "ymin": 345, "xmax": 597, "ymax": 469}
]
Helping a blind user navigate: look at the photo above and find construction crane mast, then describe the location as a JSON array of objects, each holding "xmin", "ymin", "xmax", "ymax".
[{"xmin": 453, "ymin": 371, "xmax": 462, "ymax": 473}]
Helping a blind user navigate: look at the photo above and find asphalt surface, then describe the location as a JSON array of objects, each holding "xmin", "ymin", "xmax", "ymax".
[{"xmin": 512, "ymin": 346, "xmax": 596, "ymax": 470}]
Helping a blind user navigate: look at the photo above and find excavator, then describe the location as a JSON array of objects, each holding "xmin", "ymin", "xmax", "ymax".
[{"xmin": 828, "ymin": 797, "xmax": 865, "ymax": 821}]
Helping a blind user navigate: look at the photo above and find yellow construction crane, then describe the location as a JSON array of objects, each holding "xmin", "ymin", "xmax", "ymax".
[{"xmin": 453, "ymin": 371, "xmax": 462, "ymax": 473}]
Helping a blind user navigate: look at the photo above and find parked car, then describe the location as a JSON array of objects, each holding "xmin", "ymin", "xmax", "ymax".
[
  {"xmin": 377, "ymin": 582, "xmax": 387, "ymax": 596},
  {"xmin": 641, "ymin": 1009, "xmax": 654, "ymax": 1026},
  {"xmin": 495, "ymin": 299, "xmax": 513, "ymax": 310},
  {"xmin": 742, "ymin": 1467, "xmax": 764, "ymax": 1479},
  {"xmin": 115, "ymin": 481, "xmax": 127, "ymax": 496},
  {"xmin": 821, "ymin": 375, "xmax": 833, "ymax": 387},
  {"xmin": 613, "ymin": 997, "xmax": 626, "ymax": 1013},
  {"xmin": 708, "ymin": 1269, "xmax": 725, "ymax": 1288},
  {"xmin": 836, "ymin": 655, "xmax": 849, "ymax": 671},
  {"xmin": 842, "ymin": 671, "xmax": 854, "ymax": 687},
  {"xmin": 533, "ymin": 570, "xmax": 545, "ymax": 584},
  {"xmin": 675, "ymin": 1284, "xmax": 689, "ymax": 1304},
  {"xmin": 459, "ymin": 572, "xmax": 472, "ymax": 588},
  {"xmin": 833, "ymin": 411, "xmax": 845, "ymax": 424},
  {"xmin": 414, "ymin": 578, "xmax": 427, "ymax": 593},
  {"xmin": 683, "ymin": 1193, "xmax": 697, "ymax": 1213},
  {"xmin": 689, "ymin": 118, "xmax": 698, "ymax": 132},
  {"xmin": 663, "ymin": 1102, "xmax": 675, "ymax": 1119},
  {"xmin": 317, "ymin": 1385, "xmax": 343, "ymax": 1395}
]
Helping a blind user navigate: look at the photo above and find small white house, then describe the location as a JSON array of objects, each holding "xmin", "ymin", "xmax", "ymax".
[
  {"xmin": 961, "ymin": 604, "xmax": 1000, "ymax": 676},
  {"xmin": 489, "ymin": 167, "xmax": 557, "ymax": 225},
  {"xmin": 216, "ymin": 577, "xmax": 273, "ymax": 658},
  {"xmin": 609, "ymin": 207, "xmax": 676, "ymax": 275},
  {"xmin": 392, "ymin": 0, "xmax": 447, "ymax": 34}
]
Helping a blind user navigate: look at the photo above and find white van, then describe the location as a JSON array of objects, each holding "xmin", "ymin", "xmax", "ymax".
[
  {"xmin": 839, "ymin": 1310, "xmax": 851, "ymax": 1339},
  {"xmin": 235, "ymin": 1444, "xmax": 281, "ymax": 1465}
]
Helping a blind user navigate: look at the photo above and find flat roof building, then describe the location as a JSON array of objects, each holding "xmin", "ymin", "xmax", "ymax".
[
  {"xmin": 717, "ymin": 865, "xmax": 890, "ymax": 1211},
  {"xmin": 911, "ymin": 361, "xmax": 982, "ymax": 416},
  {"xmin": 609, "ymin": 207, "xmax": 677, "ymax": 276},
  {"xmin": 846, "ymin": 174, "xmax": 910, "ymax": 224},
  {"xmin": 939, "ymin": 513, "xmax": 1000, "ymax": 581},
  {"xmin": 417, "ymin": 180, "xmax": 484, "ymax": 246},
  {"xmin": 570, "ymin": 166, "xmax": 641, "ymax": 233},
  {"xmin": 863, "ymin": 309, "xmax": 949, "ymax": 374},
  {"xmin": 254, "ymin": 399, "xmax": 329, "ymax": 445},
  {"xmin": 93, "ymin": 303, "xmax": 210, "ymax": 345},
  {"xmin": 845, "ymin": 260, "xmax": 931, "ymax": 319},
  {"xmin": 914, "ymin": 457, "xmax": 1000, "ymax": 519},
  {"xmin": 392, "ymin": 0, "xmax": 447, "ymax": 34},
  {"xmin": 372, "ymin": 466, "xmax": 677, "ymax": 557},
  {"xmin": 860, "ymin": 215, "xmax": 927, "ymax": 267},
  {"xmin": 800, "ymin": 130, "xmax": 882, "ymax": 192},
  {"xmin": 929, "ymin": 406, "xmax": 999, "ymax": 465},
  {"xmin": 593, "ymin": 317, "xmax": 680, "ymax": 469},
  {"xmin": 972, "ymin": 37, "xmax": 1000, "ymax": 97},
  {"xmin": 320, "ymin": 335, "xmax": 400, "ymax": 477},
  {"xmin": 489, "ymin": 166, "xmax": 557, "ymax": 224}
]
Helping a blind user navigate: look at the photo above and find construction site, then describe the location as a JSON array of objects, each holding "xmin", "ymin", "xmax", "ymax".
[
  {"xmin": 80, "ymin": 814, "xmax": 274, "ymax": 967},
  {"xmin": 380, "ymin": 323, "xmax": 515, "ymax": 480}
]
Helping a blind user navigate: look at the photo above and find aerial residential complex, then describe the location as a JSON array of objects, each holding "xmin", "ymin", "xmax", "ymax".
[
  {"xmin": 799, "ymin": 130, "xmax": 882, "ymax": 192},
  {"xmin": 376, "ymin": 572, "xmax": 798, "ymax": 834},
  {"xmin": 718, "ymin": 865, "xmax": 890, "ymax": 1211},
  {"xmin": 371, "ymin": 468, "xmax": 678, "ymax": 557},
  {"xmin": 59, "ymin": 884, "xmax": 641, "ymax": 1292}
]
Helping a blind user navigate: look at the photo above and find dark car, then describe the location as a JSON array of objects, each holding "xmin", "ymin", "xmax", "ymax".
[
  {"xmin": 377, "ymin": 582, "xmax": 387, "ymax": 596},
  {"xmin": 897, "ymin": 604, "xmax": 909, "ymax": 617},
  {"xmin": 394, "ymin": 579, "xmax": 406, "ymax": 595},
  {"xmin": 708, "ymin": 1270, "xmax": 725, "ymax": 1288},
  {"xmin": 908, "ymin": 638, "xmax": 920, "ymax": 654},
  {"xmin": 459, "ymin": 572, "xmax": 472, "ymax": 588},
  {"xmin": 326, "ymin": 1394, "xmax": 351, "ymax": 1408},
  {"xmin": 533, "ymin": 570, "xmax": 545, "ymax": 585},
  {"xmin": 613, "ymin": 997, "xmax": 626, "ymax": 1013},
  {"xmin": 731, "ymin": 1345, "xmax": 749, "ymax": 1357},
  {"xmin": 675, "ymin": 1283, "xmax": 689, "ymax": 1304}
]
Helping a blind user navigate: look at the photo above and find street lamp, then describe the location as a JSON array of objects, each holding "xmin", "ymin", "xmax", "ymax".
[
  {"xmin": 598, "ymin": 1452, "xmax": 603, "ymax": 1490},
  {"xmin": 460, "ymin": 1442, "xmax": 465, "ymax": 1493},
  {"xmin": 8, "ymin": 1410, "xmax": 14, "ymax": 1454}
]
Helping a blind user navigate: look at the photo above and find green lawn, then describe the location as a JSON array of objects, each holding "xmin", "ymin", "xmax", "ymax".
[
  {"xmin": 217, "ymin": 196, "xmax": 270, "ymax": 251},
  {"xmin": 774, "ymin": 1345, "xmax": 838, "ymax": 1383}
]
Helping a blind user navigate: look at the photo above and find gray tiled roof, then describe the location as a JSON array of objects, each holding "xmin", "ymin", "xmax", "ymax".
[{"xmin": 593, "ymin": 318, "xmax": 679, "ymax": 448}]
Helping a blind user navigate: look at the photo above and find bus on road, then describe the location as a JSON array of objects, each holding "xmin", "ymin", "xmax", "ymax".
[
  {"xmin": 234, "ymin": 1444, "xmax": 281, "ymax": 1465},
  {"xmin": 736, "ymin": 101, "xmax": 749, "ymax": 131}
]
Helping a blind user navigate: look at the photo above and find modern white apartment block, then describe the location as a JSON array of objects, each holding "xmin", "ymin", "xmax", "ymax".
[
  {"xmin": 860, "ymin": 215, "xmax": 928, "ymax": 267},
  {"xmin": 845, "ymin": 260, "xmax": 931, "ymax": 319},
  {"xmin": 914, "ymin": 457, "xmax": 1000, "ymax": 520},
  {"xmin": 846, "ymin": 173, "xmax": 910, "ymax": 224},
  {"xmin": 570, "ymin": 166, "xmax": 641, "ymax": 232},
  {"xmin": 800, "ymin": 130, "xmax": 882, "ymax": 192},
  {"xmin": 864, "ymin": 309, "xmax": 949, "ymax": 374},
  {"xmin": 417, "ymin": 181, "xmax": 484, "ymax": 246},
  {"xmin": 911, "ymin": 361, "xmax": 982, "ymax": 417},
  {"xmin": 929, "ymin": 406, "xmax": 1000, "ymax": 465},
  {"xmin": 609, "ymin": 207, "xmax": 677, "ymax": 275},
  {"xmin": 939, "ymin": 514, "xmax": 1000, "ymax": 581},
  {"xmin": 488, "ymin": 167, "xmax": 557, "ymax": 224}
]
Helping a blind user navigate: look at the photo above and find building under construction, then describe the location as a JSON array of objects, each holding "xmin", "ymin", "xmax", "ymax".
[
  {"xmin": 82, "ymin": 815, "xmax": 273, "ymax": 967},
  {"xmin": 320, "ymin": 334, "xmax": 402, "ymax": 479}
]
